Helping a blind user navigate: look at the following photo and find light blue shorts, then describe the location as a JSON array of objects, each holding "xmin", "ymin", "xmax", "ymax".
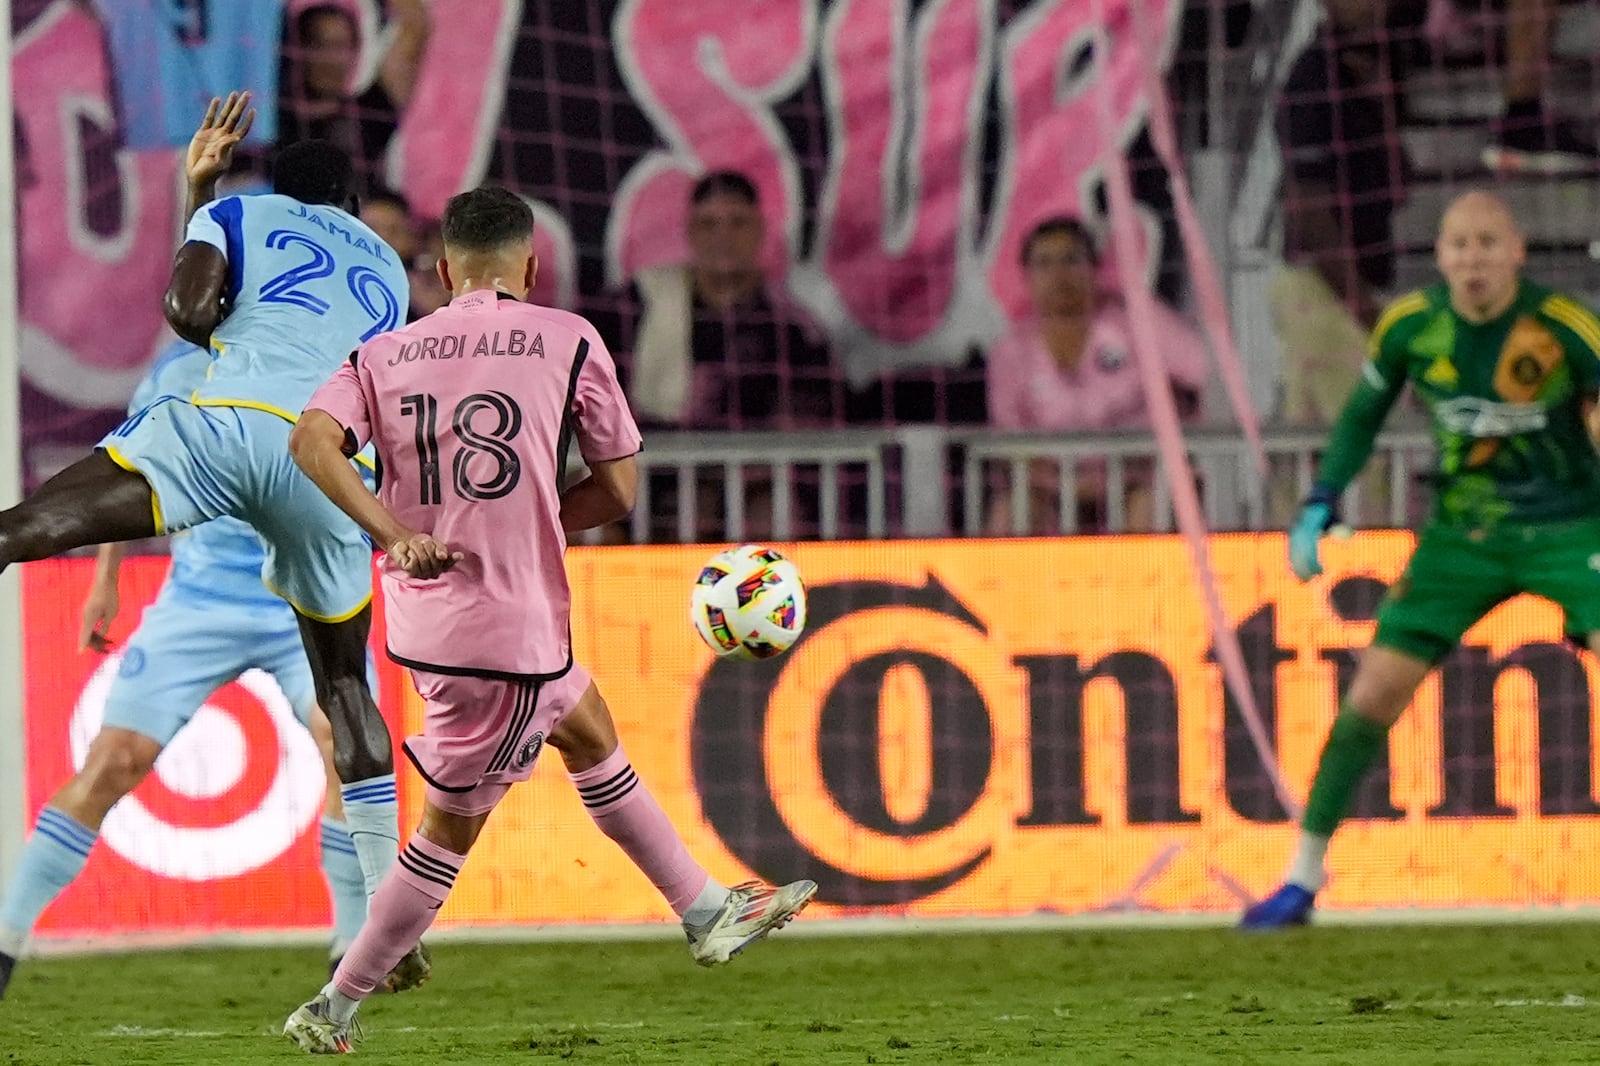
[
  {"xmin": 99, "ymin": 400, "xmax": 373, "ymax": 622},
  {"xmin": 103, "ymin": 581, "xmax": 384, "ymax": 747},
  {"xmin": 103, "ymin": 584, "xmax": 317, "ymax": 745}
]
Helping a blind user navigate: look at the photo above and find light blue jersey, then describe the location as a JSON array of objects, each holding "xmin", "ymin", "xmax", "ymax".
[
  {"xmin": 130, "ymin": 341, "xmax": 279, "ymax": 605},
  {"xmin": 185, "ymin": 193, "xmax": 409, "ymax": 421}
]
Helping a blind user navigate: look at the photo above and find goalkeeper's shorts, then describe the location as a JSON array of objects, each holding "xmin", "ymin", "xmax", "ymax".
[{"xmin": 1374, "ymin": 516, "xmax": 1600, "ymax": 664}]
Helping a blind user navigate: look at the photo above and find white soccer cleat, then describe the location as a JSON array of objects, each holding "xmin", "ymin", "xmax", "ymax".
[
  {"xmin": 283, "ymin": 994, "xmax": 361, "ymax": 1054},
  {"xmin": 684, "ymin": 879, "xmax": 817, "ymax": 967}
]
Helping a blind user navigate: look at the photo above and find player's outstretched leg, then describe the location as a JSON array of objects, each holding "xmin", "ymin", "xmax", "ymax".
[
  {"xmin": 550, "ymin": 683, "xmax": 816, "ymax": 966},
  {"xmin": 296, "ymin": 611, "xmax": 425, "ymax": 992},
  {"xmin": 0, "ymin": 727, "xmax": 163, "ymax": 997},
  {"xmin": 1241, "ymin": 645, "xmax": 1430, "ymax": 930},
  {"xmin": 285, "ymin": 802, "xmax": 480, "ymax": 1053},
  {"xmin": 0, "ymin": 452, "xmax": 157, "ymax": 573}
]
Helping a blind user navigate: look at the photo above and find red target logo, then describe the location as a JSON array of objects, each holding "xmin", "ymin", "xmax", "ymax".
[{"xmin": 70, "ymin": 655, "xmax": 325, "ymax": 881}]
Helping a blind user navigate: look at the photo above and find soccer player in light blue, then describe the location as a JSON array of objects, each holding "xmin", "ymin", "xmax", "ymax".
[
  {"xmin": 0, "ymin": 342, "xmax": 369, "ymax": 997},
  {"xmin": 0, "ymin": 93, "xmax": 420, "ymax": 989}
]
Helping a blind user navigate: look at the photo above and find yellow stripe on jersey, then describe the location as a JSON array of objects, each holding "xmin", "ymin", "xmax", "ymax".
[
  {"xmin": 1542, "ymin": 295, "xmax": 1600, "ymax": 356},
  {"xmin": 1368, "ymin": 291, "xmax": 1429, "ymax": 356},
  {"xmin": 190, "ymin": 395, "xmax": 300, "ymax": 423},
  {"xmin": 189, "ymin": 395, "xmax": 378, "ymax": 471}
]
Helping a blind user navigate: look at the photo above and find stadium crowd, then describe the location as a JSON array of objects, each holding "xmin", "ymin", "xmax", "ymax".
[{"xmin": 17, "ymin": 0, "xmax": 1600, "ymax": 541}]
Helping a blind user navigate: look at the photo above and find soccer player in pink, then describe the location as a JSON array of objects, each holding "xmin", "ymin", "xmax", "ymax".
[{"xmin": 280, "ymin": 187, "xmax": 816, "ymax": 1053}]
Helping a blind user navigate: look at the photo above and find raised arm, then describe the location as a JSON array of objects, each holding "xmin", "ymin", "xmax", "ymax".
[
  {"xmin": 164, "ymin": 243, "xmax": 229, "ymax": 347},
  {"xmin": 377, "ymin": 0, "xmax": 431, "ymax": 109},
  {"xmin": 182, "ymin": 92, "xmax": 255, "ymax": 222},
  {"xmin": 166, "ymin": 93, "xmax": 254, "ymax": 346}
]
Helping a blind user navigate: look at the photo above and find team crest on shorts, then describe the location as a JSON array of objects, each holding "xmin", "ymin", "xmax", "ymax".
[
  {"xmin": 516, "ymin": 731, "xmax": 546, "ymax": 769},
  {"xmin": 117, "ymin": 647, "xmax": 147, "ymax": 678}
]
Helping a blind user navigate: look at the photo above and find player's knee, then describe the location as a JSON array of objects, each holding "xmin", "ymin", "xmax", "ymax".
[
  {"xmin": 1346, "ymin": 650, "xmax": 1428, "ymax": 725},
  {"xmin": 81, "ymin": 732, "xmax": 159, "ymax": 796},
  {"xmin": 417, "ymin": 804, "xmax": 486, "ymax": 855},
  {"xmin": 549, "ymin": 683, "xmax": 619, "ymax": 772}
]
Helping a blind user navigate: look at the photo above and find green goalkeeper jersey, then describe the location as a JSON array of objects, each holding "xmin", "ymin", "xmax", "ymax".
[{"xmin": 1316, "ymin": 279, "xmax": 1600, "ymax": 527}]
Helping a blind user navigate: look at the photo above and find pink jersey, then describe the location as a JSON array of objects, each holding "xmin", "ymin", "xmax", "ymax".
[
  {"xmin": 986, "ymin": 300, "xmax": 1209, "ymax": 432},
  {"xmin": 307, "ymin": 289, "xmax": 642, "ymax": 679}
]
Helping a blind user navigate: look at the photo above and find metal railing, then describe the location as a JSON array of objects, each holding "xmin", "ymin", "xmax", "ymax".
[
  {"xmin": 629, "ymin": 429, "xmax": 894, "ymax": 543},
  {"xmin": 595, "ymin": 424, "xmax": 1439, "ymax": 543}
]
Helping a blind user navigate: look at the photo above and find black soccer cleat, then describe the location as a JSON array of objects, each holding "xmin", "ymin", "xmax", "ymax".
[{"xmin": 0, "ymin": 951, "xmax": 16, "ymax": 1000}]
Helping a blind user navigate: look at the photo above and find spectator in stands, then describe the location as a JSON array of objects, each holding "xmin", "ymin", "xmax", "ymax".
[
  {"xmin": 360, "ymin": 184, "xmax": 428, "ymax": 316},
  {"xmin": 406, "ymin": 221, "xmax": 448, "ymax": 321},
  {"xmin": 277, "ymin": 0, "xmax": 430, "ymax": 195},
  {"xmin": 1426, "ymin": 0, "xmax": 1600, "ymax": 172},
  {"xmin": 597, "ymin": 171, "xmax": 839, "ymax": 431},
  {"xmin": 1273, "ymin": 0, "xmax": 1409, "ymax": 425},
  {"xmin": 984, "ymin": 217, "xmax": 1208, "ymax": 536},
  {"xmin": 590, "ymin": 170, "xmax": 842, "ymax": 541},
  {"xmin": 362, "ymin": 186, "xmax": 417, "ymax": 276},
  {"xmin": 1272, "ymin": 0, "xmax": 1407, "ymax": 520}
]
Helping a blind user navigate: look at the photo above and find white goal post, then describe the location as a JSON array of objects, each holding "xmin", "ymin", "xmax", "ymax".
[{"xmin": 0, "ymin": 0, "xmax": 28, "ymax": 895}]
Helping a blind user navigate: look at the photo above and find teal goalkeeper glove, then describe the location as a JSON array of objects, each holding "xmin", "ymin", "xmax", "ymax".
[{"xmin": 1288, "ymin": 487, "xmax": 1340, "ymax": 582}]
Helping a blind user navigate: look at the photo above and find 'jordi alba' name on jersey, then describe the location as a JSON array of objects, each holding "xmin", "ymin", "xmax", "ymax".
[{"xmin": 185, "ymin": 193, "xmax": 409, "ymax": 421}]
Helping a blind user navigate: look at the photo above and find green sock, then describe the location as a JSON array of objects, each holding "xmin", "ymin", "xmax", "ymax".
[{"xmin": 1301, "ymin": 703, "xmax": 1391, "ymax": 837}]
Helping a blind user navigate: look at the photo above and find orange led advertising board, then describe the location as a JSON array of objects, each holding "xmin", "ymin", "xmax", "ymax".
[{"xmin": 22, "ymin": 533, "xmax": 1600, "ymax": 938}]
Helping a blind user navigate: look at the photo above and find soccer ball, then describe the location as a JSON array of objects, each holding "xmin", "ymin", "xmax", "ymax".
[{"xmin": 689, "ymin": 544, "xmax": 808, "ymax": 660}]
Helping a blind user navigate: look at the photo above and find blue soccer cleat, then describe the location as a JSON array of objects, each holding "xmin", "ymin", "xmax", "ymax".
[{"xmin": 1239, "ymin": 883, "xmax": 1316, "ymax": 930}]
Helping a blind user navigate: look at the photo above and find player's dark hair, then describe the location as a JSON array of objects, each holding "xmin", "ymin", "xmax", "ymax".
[
  {"xmin": 272, "ymin": 139, "xmax": 354, "ymax": 208},
  {"xmin": 441, "ymin": 187, "xmax": 534, "ymax": 252},
  {"xmin": 365, "ymin": 185, "xmax": 411, "ymax": 217},
  {"xmin": 1021, "ymin": 216, "xmax": 1099, "ymax": 267},
  {"xmin": 690, "ymin": 170, "xmax": 759, "ymax": 206}
]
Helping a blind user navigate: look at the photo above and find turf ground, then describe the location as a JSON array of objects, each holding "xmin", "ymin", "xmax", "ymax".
[{"xmin": 3, "ymin": 923, "xmax": 1600, "ymax": 1064}]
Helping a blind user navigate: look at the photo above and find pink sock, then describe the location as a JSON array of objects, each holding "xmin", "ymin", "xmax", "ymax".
[
  {"xmin": 570, "ymin": 746, "xmax": 710, "ymax": 916},
  {"xmin": 331, "ymin": 836, "xmax": 463, "ymax": 1000}
]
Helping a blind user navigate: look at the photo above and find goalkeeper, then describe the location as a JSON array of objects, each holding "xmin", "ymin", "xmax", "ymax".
[{"xmin": 1243, "ymin": 190, "xmax": 1600, "ymax": 928}]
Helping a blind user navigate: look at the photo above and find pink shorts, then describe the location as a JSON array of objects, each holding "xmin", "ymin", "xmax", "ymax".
[{"xmin": 402, "ymin": 663, "xmax": 592, "ymax": 816}]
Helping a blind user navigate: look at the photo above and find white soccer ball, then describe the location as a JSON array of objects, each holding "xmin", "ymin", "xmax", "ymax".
[{"xmin": 689, "ymin": 544, "xmax": 808, "ymax": 661}]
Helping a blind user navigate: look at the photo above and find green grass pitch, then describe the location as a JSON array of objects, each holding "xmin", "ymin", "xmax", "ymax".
[{"xmin": 3, "ymin": 924, "xmax": 1600, "ymax": 1064}]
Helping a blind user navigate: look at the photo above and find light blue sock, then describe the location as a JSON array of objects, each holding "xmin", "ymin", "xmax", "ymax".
[
  {"xmin": 319, "ymin": 816, "xmax": 368, "ymax": 954},
  {"xmin": 339, "ymin": 775, "xmax": 400, "ymax": 902},
  {"xmin": 0, "ymin": 809, "xmax": 97, "ymax": 957}
]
